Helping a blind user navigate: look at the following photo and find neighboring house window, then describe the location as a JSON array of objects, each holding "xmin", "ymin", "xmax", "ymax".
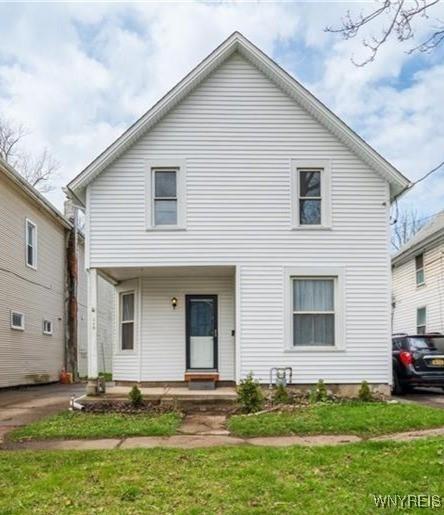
[
  {"xmin": 415, "ymin": 254, "xmax": 424, "ymax": 285},
  {"xmin": 120, "ymin": 292, "xmax": 135, "ymax": 350},
  {"xmin": 153, "ymin": 169, "xmax": 177, "ymax": 226},
  {"xmin": 25, "ymin": 219, "xmax": 37, "ymax": 268},
  {"xmin": 292, "ymin": 278, "xmax": 335, "ymax": 346},
  {"xmin": 417, "ymin": 307, "xmax": 426, "ymax": 334},
  {"xmin": 291, "ymin": 161, "xmax": 331, "ymax": 228},
  {"xmin": 43, "ymin": 320, "xmax": 53, "ymax": 335},
  {"xmin": 10, "ymin": 311, "xmax": 25, "ymax": 331}
]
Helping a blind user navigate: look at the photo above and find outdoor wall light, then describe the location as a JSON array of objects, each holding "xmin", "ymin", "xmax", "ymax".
[{"xmin": 171, "ymin": 297, "xmax": 178, "ymax": 309}]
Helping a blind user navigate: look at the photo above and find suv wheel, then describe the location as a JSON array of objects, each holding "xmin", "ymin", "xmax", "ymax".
[{"xmin": 392, "ymin": 368, "xmax": 406, "ymax": 395}]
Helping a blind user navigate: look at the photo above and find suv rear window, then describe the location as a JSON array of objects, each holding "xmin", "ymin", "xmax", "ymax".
[{"xmin": 407, "ymin": 336, "xmax": 444, "ymax": 352}]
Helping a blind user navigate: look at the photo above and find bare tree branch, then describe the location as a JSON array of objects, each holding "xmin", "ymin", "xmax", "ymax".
[
  {"xmin": 391, "ymin": 206, "xmax": 427, "ymax": 250},
  {"xmin": 325, "ymin": 0, "xmax": 444, "ymax": 66},
  {"xmin": 0, "ymin": 117, "xmax": 58, "ymax": 192}
]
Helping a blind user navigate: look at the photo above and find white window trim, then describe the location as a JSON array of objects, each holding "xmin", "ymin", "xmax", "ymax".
[
  {"xmin": 416, "ymin": 306, "xmax": 427, "ymax": 334},
  {"xmin": 290, "ymin": 160, "xmax": 331, "ymax": 230},
  {"xmin": 115, "ymin": 279, "xmax": 139, "ymax": 354},
  {"xmin": 415, "ymin": 253, "xmax": 425, "ymax": 287},
  {"xmin": 283, "ymin": 266, "xmax": 345, "ymax": 352},
  {"xmin": 145, "ymin": 159, "xmax": 186, "ymax": 230},
  {"xmin": 25, "ymin": 218, "xmax": 38, "ymax": 269},
  {"xmin": 11, "ymin": 311, "xmax": 25, "ymax": 331},
  {"xmin": 43, "ymin": 319, "xmax": 53, "ymax": 335}
]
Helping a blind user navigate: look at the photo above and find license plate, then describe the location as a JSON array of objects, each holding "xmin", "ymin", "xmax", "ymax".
[{"xmin": 431, "ymin": 359, "xmax": 444, "ymax": 366}]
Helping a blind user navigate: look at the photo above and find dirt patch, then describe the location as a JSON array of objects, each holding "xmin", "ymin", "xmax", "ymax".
[{"xmin": 178, "ymin": 414, "xmax": 229, "ymax": 435}]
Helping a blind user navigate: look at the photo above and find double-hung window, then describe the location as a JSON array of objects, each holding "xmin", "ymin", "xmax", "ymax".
[
  {"xmin": 43, "ymin": 320, "xmax": 53, "ymax": 335},
  {"xmin": 11, "ymin": 311, "xmax": 25, "ymax": 331},
  {"xmin": 120, "ymin": 292, "xmax": 135, "ymax": 351},
  {"xmin": 146, "ymin": 160, "xmax": 186, "ymax": 230},
  {"xmin": 153, "ymin": 169, "xmax": 178, "ymax": 226},
  {"xmin": 25, "ymin": 219, "xmax": 37, "ymax": 269},
  {"xmin": 292, "ymin": 278, "xmax": 336, "ymax": 346},
  {"xmin": 415, "ymin": 254, "xmax": 424, "ymax": 286},
  {"xmin": 417, "ymin": 307, "xmax": 426, "ymax": 334},
  {"xmin": 291, "ymin": 161, "xmax": 331, "ymax": 228}
]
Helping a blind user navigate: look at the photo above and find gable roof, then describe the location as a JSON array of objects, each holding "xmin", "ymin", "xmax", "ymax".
[
  {"xmin": 0, "ymin": 157, "xmax": 72, "ymax": 230},
  {"xmin": 67, "ymin": 32, "xmax": 410, "ymax": 204},
  {"xmin": 392, "ymin": 210, "xmax": 444, "ymax": 266}
]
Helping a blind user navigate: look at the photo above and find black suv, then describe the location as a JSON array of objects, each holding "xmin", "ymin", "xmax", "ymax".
[{"xmin": 392, "ymin": 334, "xmax": 444, "ymax": 394}]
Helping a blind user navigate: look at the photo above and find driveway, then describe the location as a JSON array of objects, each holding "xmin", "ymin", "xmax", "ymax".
[
  {"xmin": 394, "ymin": 387, "xmax": 444, "ymax": 409},
  {"xmin": 0, "ymin": 382, "xmax": 84, "ymax": 444}
]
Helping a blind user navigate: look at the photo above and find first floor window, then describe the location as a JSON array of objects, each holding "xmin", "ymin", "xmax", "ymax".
[
  {"xmin": 25, "ymin": 219, "xmax": 37, "ymax": 268},
  {"xmin": 43, "ymin": 320, "xmax": 53, "ymax": 335},
  {"xmin": 11, "ymin": 311, "xmax": 25, "ymax": 330},
  {"xmin": 120, "ymin": 292, "xmax": 135, "ymax": 350},
  {"xmin": 153, "ymin": 169, "xmax": 177, "ymax": 226},
  {"xmin": 293, "ymin": 278, "xmax": 335, "ymax": 346},
  {"xmin": 417, "ymin": 307, "xmax": 426, "ymax": 334}
]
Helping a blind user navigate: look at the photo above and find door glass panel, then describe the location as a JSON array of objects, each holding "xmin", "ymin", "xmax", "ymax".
[{"xmin": 189, "ymin": 298, "xmax": 215, "ymax": 369}]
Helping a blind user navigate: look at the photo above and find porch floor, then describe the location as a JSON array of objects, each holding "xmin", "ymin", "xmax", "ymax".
[{"xmin": 103, "ymin": 385, "xmax": 237, "ymax": 402}]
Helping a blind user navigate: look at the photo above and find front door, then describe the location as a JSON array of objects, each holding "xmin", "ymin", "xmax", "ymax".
[{"xmin": 186, "ymin": 295, "xmax": 218, "ymax": 370}]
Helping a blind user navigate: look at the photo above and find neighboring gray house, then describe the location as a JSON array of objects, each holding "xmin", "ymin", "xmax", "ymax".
[
  {"xmin": 68, "ymin": 33, "xmax": 409, "ymax": 395},
  {"xmin": 392, "ymin": 212, "xmax": 444, "ymax": 335},
  {"xmin": 0, "ymin": 157, "xmax": 113, "ymax": 388}
]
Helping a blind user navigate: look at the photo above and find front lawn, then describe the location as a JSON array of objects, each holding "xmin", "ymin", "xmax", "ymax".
[
  {"xmin": 228, "ymin": 402, "xmax": 444, "ymax": 438},
  {"xmin": 9, "ymin": 411, "xmax": 181, "ymax": 441},
  {"xmin": 1, "ymin": 439, "xmax": 443, "ymax": 513}
]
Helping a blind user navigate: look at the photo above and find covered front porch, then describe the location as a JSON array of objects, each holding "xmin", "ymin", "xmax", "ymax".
[{"xmin": 86, "ymin": 265, "xmax": 238, "ymax": 394}]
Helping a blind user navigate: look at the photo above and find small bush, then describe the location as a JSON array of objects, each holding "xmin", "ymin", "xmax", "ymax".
[
  {"xmin": 237, "ymin": 373, "xmax": 264, "ymax": 413},
  {"xmin": 358, "ymin": 380, "xmax": 373, "ymax": 402},
  {"xmin": 273, "ymin": 383, "xmax": 290, "ymax": 405},
  {"xmin": 309, "ymin": 379, "xmax": 329, "ymax": 403},
  {"xmin": 129, "ymin": 385, "xmax": 143, "ymax": 407}
]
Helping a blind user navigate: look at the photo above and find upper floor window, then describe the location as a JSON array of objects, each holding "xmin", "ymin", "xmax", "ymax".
[
  {"xmin": 153, "ymin": 170, "xmax": 177, "ymax": 226},
  {"xmin": 25, "ymin": 219, "xmax": 37, "ymax": 269},
  {"xmin": 415, "ymin": 253, "xmax": 424, "ymax": 286},
  {"xmin": 43, "ymin": 319, "xmax": 53, "ymax": 335},
  {"xmin": 417, "ymin": 306, "xmax": 426, "ymax": 334},
  {"xmin": 291, "ymin": 161, "xmax": 331, "ymax": 229},
  {"xmin": 145, "ymin": 159, "xmax": 186, "ymax": 230}
]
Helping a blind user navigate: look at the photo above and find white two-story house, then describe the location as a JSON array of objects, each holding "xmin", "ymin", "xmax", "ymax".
[
  {"xmin": 68, "ymin": 33, "xmax": 409, "ymax": 395},
  {"xmin": 392, "ymin": 212, "xmax": 444, "ymax": 335}
]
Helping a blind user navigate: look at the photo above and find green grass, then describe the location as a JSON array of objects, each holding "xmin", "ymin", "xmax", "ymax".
[
  {"xmin": 9, "ymin": 411, "xmax": 181, "ymax": 441},
  {"xmin": 0, "ymin": 439, "xmax": 444, "ymax": 514},
  {"xmin": 228, "ymin": 402, "xmax": 444, "ymax": 438}
]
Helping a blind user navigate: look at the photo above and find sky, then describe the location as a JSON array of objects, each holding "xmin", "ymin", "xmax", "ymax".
[{"xmin": 1, "ymin": 0, "xmax": 443, "ymax": 224}]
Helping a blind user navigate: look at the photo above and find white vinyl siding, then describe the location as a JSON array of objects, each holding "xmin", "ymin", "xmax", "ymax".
[
  {"xmin": 393, "ymin": 243, "xmax": 444, "ymax": 336},
  {"xmin": 0, "ymin": 172, "xmax": 65, "ymax": 387},
  {"xmin": 89, "ymin": 52, "xmax": 391, "ymax": 384},
  {"xmin": 25, "ymin": 218, "xmax": 37, "ymax": 269}
]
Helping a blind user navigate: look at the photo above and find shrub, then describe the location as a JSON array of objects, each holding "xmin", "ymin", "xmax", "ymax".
[
  {"xmin": 129, "ymin": 385, "xmax": 143, "ymax": 407},
  {"xmin": 273, "ymin": 383, "xmax": 290, "ymax": 405},
  {"xmin": 237, "ymin": 372, "xmax": 264, "ymax": 413},
  {"xmin": 309, "ymin": 379, "xmax": 329, "ymax": 403},
  {"xmin": 358, "ymin": 380, "xmax": 373, "ymax": 402}
]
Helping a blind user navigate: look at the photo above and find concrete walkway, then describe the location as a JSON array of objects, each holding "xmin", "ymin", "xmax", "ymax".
[
  {"xmin": 4, "ymin": 425, "xmax": 444, "ymax": 451},
  {"xmin": 0, "ymin": 383, "xmax": 83, "ymax": 444}
]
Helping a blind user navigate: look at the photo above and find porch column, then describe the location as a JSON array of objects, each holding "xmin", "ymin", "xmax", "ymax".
[{"xmin": 86, "ymin": 267, "xmax": 98, "ymax": 394}]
